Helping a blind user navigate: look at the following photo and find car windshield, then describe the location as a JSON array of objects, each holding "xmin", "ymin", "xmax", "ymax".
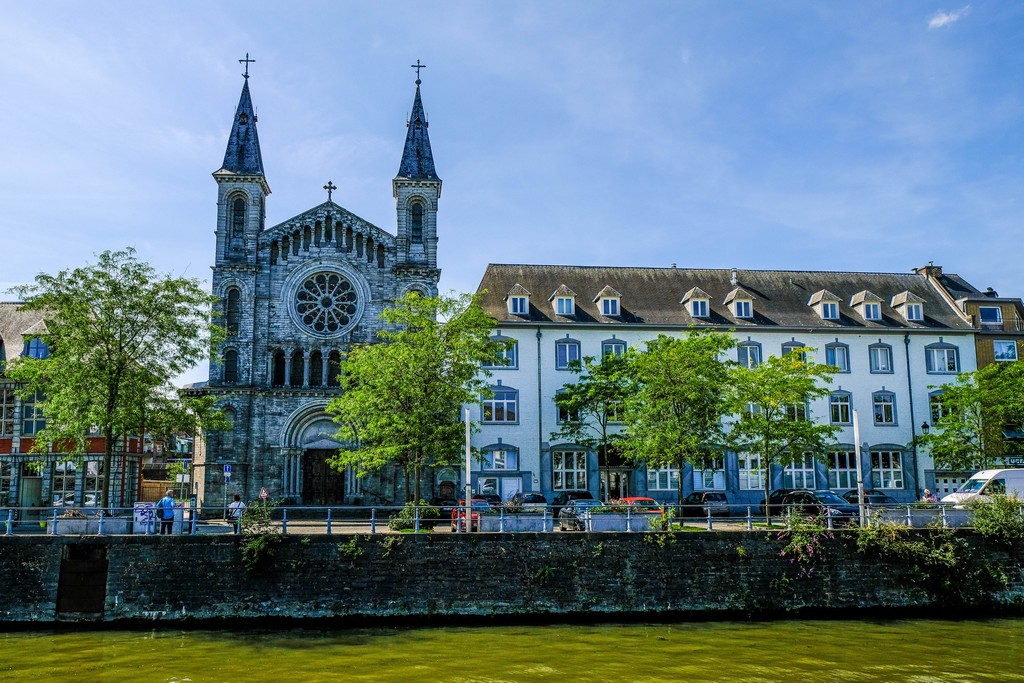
[
  {"xmin": 472, "ymin": 501, "xmax": 491, "ymax": 509},
  {"xmin": 958, "ymin": 478, "xmax": 988, "ymax": 494},
  {"xmin": 814, "ymin": 492, "xmax": 848, "ymax": 505},
  {"xmin": 574, "ymin": 500, "xmax": 603, "ymax": 508}
]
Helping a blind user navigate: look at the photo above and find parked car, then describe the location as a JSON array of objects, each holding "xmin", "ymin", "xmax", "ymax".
[
  {"xmin": 617, "ymin": 496, "xmax": 664, "ymax": 514},
  {"xmin": 758, "ymin": 489, "xmax": 800, "ymax": 517},
  {"xmin": 679, "ymin": 491, "xmax": 730, "ymax": 518},
  {"xmin": 476, "ymin": 493, "xmax": 502, "ymax": 506},
  {"xmin": 451, "ymin": 499, "xmax": 492, "ymax": 532},
  {"xmin": 558, "ymin": 499, "xmax": 604, "ymax": 531},
  {"xmin": 510, "ymin": 492, "xmax": 548, "ymax": 509},
  {"xmin": 552, "ymin": 490, "xmax": 595, "ymax": 516},
  {"xmin": 782, "ymin": 490, "xmax": 859, "ymax": 525},
  {"xmin": 840, "ymin": 490, "xmax": 897, "ymax": 508},
  {"xmin": 430, "ymin": 497, "xmax": 459, "ymax": 518}
]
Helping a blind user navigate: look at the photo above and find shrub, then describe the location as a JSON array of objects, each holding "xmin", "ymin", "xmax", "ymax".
[
  {"xmin": 968, "ymin": 495, "xmax": 1024, "ymax": 545},
  {"xmin": 777, "ymin": 511, "xmax": 833, "ymax": 578},
  {"xmin": 240, "ymin": 499, "xmax": 280, "ymax": 573},
  {"xmin": 387, "ymin": 500, "xmax": 440, "ymax": 531}
]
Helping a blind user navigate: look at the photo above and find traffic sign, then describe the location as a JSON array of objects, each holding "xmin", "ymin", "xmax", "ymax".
[
  {"xmin": 223, "ymin": 464, "xmax": 232, "ymax": 474},
  {"xmin": 259, "ymin": 486, "xmax": 270, "ymax": 500}
]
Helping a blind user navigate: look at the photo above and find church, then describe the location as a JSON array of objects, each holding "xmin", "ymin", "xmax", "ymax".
[{"xmin": 191, "ymin": 64, "xmax": 445, "ymax": 509}]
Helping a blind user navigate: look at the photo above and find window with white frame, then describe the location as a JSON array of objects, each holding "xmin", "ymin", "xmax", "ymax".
[
  {"xmin": 0, "ymin": 389, "xmax": 13, "ymax": 436},
  {"xmin": 52, "ymin": 461, "xmax": 76, "ymax": 505},
  {"xmin": 510, "ymin": 296, "xmax": 528, "ymax": 315},
  {"xmin": 0, "ymin": 461, "xmax": 11, "ymax": 506},
  {"xmin": 905, "ymin": 303, "xmax": 923, "ymax": 321},
  {"xmin": 481, "ymin": 448, "xmax": 519, "ymax": 470},
  {"xmin": 22, "ymin": 390, "xmax": 45, "ymax": 435},
  {"xmin": 83, "ymin": 461, "xmax": 104, "ymax": 506},
  {"xmin": 925, "ymin": 343, "xmax": 959, "ymax": 374},
  {"xmin": 693, "ymin": 458, "xmax": 725, "ymax": 490},
  {"xmin": 871, "ymin": 450, "xmax": 904, "ymax": 489},
  {"xmin": 555, "ymin": 338, "xmax": 581, "ymax": 370},
  {"xmin": 785, "ymin": 401, "xmax": 809, "ymax": 421},
  {"xmin": 737, "ymin": 341, "xmax": 762, "ymax": 369},
  {"xmin": 783, "ymin": 453, "xmax": 816, "ymax": 489},
  {"xmin": 828, "ymin": 451, "xmax": 858, "ymax": 490},
  {"xmin": 978, "ymin": 306, "xmax": 1003, "ymax": 325},
  {"xmin": 556, "ymin": 297, "xmax": 574, "ymax": 316},
  {"xmin": 869, "ymin": 343, "xmax": 893, "ymax": 373},
  {"xmin": 602, "ymin": 339, "xmax": 626, "ymax": 357},
  {"xmin": 735, "ymin": 300, "xmax": 752, "ymax": 318},
  {"xmin": 822, "ymin": 302, "xmax": 839, "ymax": 320},
  {"xmin": 482, "ymin": 385, "xmax": 518, "ymax": 423},
  {"xmin": 781, "ymin": 341, "xmax": 806, "ymax": 360},
  {"xmin": 863, "ymin": 302, "xmax": 881, "ymax": 320},
  {"xmin": 929, "ymin": 391, "xmax": 948, "ymax": 423},
  {"xmin": 555, "ymin": 390, "xmax": 579, "ymax": 423},
  {"xmin": 829, "ymin": 392, "xmax": 852, "ymax": 424},
  {"xmin": 483, "ymin": 336, "xmax": 518, "ymax": 368},
  {"xmin": 601, "ymin": 298, "xmax": 620, "ymax": 316},
  {"xmin": 647, "ymin": 466, "xmax": 680, "ymax": 491},
  {"xmin": 738, "ymin": 453, "xmax": 763, "ymax": 490},
  {"xmin": 825, "ymin": 342, "xmax": 850, "ymax": 373},
  {"xmin": 691, "ymin": 299, "xmax": 709, "ymax": 317},
  {"xmin": 552, "ymin": 450, "xmax": 587, "ymax": 490},
  {"xmin": 994, "ymin": 340, "xmax": 1018, "ymax": 362},
  {"xmin": 872, "ymin": 391, "xmax": 896, "ymax": 425},
  {"xmin": 478, "ymin": 477, "xmax": 499, "ymax": 496}
]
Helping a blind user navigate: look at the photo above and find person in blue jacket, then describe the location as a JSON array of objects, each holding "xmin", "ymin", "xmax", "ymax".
[{"xmin": 156, "ymin": 489, "xmax": 176, "ymax": 534}]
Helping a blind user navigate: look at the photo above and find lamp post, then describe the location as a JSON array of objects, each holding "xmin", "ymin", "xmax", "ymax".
[{"xmin": 853, "ymin": 409, "xmax": 866, "ymax": 526}]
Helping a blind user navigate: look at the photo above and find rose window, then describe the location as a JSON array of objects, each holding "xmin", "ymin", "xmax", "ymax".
[{"xmin": 294, "ymin": 272, "xmax": 358, "ymax": 333}]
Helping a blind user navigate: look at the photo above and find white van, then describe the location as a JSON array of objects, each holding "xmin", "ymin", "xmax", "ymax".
[{"xmin": 940, "ymin": 468, "xmax": 1024, "ymax": 506}]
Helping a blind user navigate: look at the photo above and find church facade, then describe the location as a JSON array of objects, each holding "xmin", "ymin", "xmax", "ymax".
[{"xmin": 191, "ymin": 71, "xmax": 444, "ymax": 509}]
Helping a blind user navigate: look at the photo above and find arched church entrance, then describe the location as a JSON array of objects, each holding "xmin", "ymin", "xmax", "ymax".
[
  {"xmin": 302, "ymin": 448, "xmax": 345, "ymax": 505},
  {"xmin": 284, "ymin": 408, "xmax": 352, "ymax": 505}
]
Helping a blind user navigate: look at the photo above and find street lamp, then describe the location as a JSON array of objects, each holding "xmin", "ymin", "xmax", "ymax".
[{"xmin": 921, "ymin": 421, "xmax": 930, "ymax": 434}]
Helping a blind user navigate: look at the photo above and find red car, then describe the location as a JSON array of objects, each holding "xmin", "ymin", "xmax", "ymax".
[
  {"xmin": 451, "ymin": 499, "xmax": 492, "ymax": 532},
  {"xmin": 617, "ymin": 496, "xmax": 664, "ymax": 514}
]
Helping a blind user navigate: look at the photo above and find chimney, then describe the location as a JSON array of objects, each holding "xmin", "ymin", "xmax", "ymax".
[
  {"xmin": 914, "ymin": 262, "xmax": 943, "ymax": 278},
  {"xmin": 984, "ymin": 287, "xmax": 998, "ymax": 298},
  {"xmin": 730, "ymin": 268, "xmax": 738, "ymax": 286}
]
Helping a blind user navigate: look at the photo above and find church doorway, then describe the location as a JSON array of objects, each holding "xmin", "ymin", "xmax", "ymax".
[{"xmin": 301, "ymin": 449, "xmax": 345, "ymax": 505}]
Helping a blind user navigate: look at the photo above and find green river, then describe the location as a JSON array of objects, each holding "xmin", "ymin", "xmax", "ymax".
[{"xmin": 2, "ymin": 618, "xmax": 1022, "ymax": 682}]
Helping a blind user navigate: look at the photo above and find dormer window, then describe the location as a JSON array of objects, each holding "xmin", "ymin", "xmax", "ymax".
[
  {"xmin": 724, "ymin": 287, "xmax": 754, "ymax": 319},
  {"xmin": 850, "ymin": 290, "xmax": 883, "ymax": 322},
  {"xmin": 548, "ymin": 285, "xmax": 577, "ymax": 318},
  {"xmin": 593, "ymin": 285, "xmax": 622, "ymax": 318},
  {"xmin": 809, "ymin": 290, "xmax": 841, "ymax": 321},
  {"xmin": 680, "ymin": 286, "xmax": 711, "ymax": 319},
  {"xmin": 891, "ymin": 291, "xmax": 925, "ymax": 323},
  {"xmin": 505, "ymin": 284, "xmax": 531, "ymax": 317}
]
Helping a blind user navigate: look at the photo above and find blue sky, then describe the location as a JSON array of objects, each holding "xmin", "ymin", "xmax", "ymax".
[{"xmin": 2, "ymin": 2, "xmax": 1022, "ymax": 382}]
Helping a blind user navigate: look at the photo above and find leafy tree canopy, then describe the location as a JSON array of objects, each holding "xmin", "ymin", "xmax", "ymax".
[
  {"xmin": 6, "ymin": 248, "xmax": 220, "ymax": 507},
  {"xmin": 618, "ymin": 330, "xmax": 737, "ymax": 505},
  {"xmin": 919, "ymin": 361, "xmax": 1024, "ymax": 472},
  {"xmin": 551, "ymin": 352, "xmax": 631, "ymax": 472},
  {"xmin": 327, "ymin": 291, "xmax": 504, "ymax": 503}
]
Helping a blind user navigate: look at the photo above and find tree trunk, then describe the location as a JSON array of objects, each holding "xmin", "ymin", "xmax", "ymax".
[{"xmin": 413, "ymin": 463, "xmax": 422, "ymax": 505}]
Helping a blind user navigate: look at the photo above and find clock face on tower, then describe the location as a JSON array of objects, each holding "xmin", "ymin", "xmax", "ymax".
[{"xmin": 294, "ymin": 271, "xmax": 358, "ymax": 334}]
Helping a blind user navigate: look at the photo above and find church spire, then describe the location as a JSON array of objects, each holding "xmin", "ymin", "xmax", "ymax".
[
  {"xmin": 396, "ymin": 67, "xmax": 439, "ymax": 181},
  {"xmin": 219, "ymin": 77, "xmax": 265, "ymax": 176}
]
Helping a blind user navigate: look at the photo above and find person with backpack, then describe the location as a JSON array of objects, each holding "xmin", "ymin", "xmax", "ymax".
[{"xmin": 156, "ymin": 489, "xmax": 176, "ymax": 534}]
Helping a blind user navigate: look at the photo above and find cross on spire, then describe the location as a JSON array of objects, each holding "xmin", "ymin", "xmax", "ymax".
[
  {"xmin": 239, "ymin": 53, "xmax": 255, "ymax": 79},
  {"xmin": 410, "ymin": 59, "xmax": 426, "ymax": 85},
  {"xmin": 323, "ymin": 180, "xmax": 337, "ymax": 202}
]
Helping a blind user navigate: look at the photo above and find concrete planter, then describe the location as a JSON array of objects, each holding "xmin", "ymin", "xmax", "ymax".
[
  {"xmin": 46, "ymin": 517, "xmax": 133, "ymax": 535},
  {"xmin": 586, "ymin": 512, "xmax": 658, "ymax": 532},
  {"xmin": 877, "ymin": 506, "xmax": 973, "ymax": 528},
  {"xmin": 479, "ymin": 513, "xmax": 553, "ymax": 533}
]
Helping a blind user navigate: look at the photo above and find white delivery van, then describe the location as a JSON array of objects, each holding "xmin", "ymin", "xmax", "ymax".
[{"xmin": 940, "ymin": 469, "xmax": 1024, "ymax": 506}]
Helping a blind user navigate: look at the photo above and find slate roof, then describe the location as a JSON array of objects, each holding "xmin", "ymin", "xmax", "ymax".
[
  {"xmin": 396, "ymin": 84, "xmax": 439, "ymax": 181},
  {"xmin": 476, "ymin": 264, "xmax": 976, "ymax": 331},
  {"xmin": 0, "ymin": 302, "xmax": 47, "ymax": 365},
  {"xmin": 217, "ymin": 79, "xmax": 265, "ymax": 176}
]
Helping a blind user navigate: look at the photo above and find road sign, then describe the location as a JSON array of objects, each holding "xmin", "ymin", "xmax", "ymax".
[
  {"xmin": 223, "ymin": 464, "xmax": 232, "ymax": 474},
  {"xmin": 259, "ymin": 486, "xmax": 270, "ymax": 500}
]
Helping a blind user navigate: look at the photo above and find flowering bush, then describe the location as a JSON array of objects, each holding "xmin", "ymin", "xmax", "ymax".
[{"xmin": 777, "ymin": 510, "xmax": 833, "ymax": 578}]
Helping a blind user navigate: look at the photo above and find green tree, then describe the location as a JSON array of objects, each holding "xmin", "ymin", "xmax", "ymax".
[
  {"xmin": 618, "ymin": 330, "xmax": 736, "ymax": 506},
  {"xmin": 6, "ymin": 248, "xmax": 220, "ymax": 509},
  {"xmin": 727, "ymin": 349, "xmax": 839, "ymax": 524},
  {"xmin": 917, "ymin": 361, "xmax": 1024, "ymax": 472},
  {"xmin": 551, "ymin": 352, "xmax": 632, "ymax": 498},
  {"xmin": 327, "ymin": 292, "xmax": 504, "ymax": 503}
]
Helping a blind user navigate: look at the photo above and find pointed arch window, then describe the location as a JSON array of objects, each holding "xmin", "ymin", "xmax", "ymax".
[
  {"xmin": 410, "ymin": 201, "xmax": 424, "ymax": 243},
  {"xmin": 231, "ymin": 197, "xmax": 246, "ymax": 237},
  {"xmin": 225, "ymin": 287, "xmax": 241, "ymax": 336},
  {"xmin": 223, "ymin": 349, "xmax": 239, "ymax": 384}
]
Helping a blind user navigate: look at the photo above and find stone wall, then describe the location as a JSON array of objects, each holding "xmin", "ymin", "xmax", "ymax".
[{"xmin": 1, "ymin": 531, "xmax": 1022, "ymax": 624}]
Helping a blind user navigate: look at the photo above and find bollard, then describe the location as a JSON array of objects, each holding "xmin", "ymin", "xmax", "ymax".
[
  {"xmin": 282, "ymin": 508, "xmax": 288, "ymax": 536},
  {"xmin": 370, "ymin": 508, "xmax": 377, "ymax": 534},
  {"xmin": 190, "ymin": 505, "xmax": 198, "ymax": 535},
  {"xmin": 414, "ymin": 505, "xmax": 420, "ymax": 533},
  {"xmin": 98, "ymin": 510, "xmax": 106, "ymax": 536},
  {"xmin": 500, "ymin": 507, "xmax": 506, "ymax": 533},
  {"xmin": 326, "ymin": 508, "xmax": 332, "ymax": 536},
  {"xmin": 941, "ymin": 504, "xmax": 948, "ymax": 528},
  {"xmin": 905, "ymin": 504, "xmax": 913, "ymax": 528},
  {"xmin": 626, "ymin": 507, "xmax": 632, "ymax": 533},
  {"xmin": 5, "ymin": 509, "xmax": 12, "ymax": 536},
  {"xmin": 50, "ymin": 508, "xmax": 58, "ymax": 536},
  {"xmin": 826, "ymin": 511, "xmax": 834, "ymax": 531},
  {"xmin": 746, "ymin": 505, "xmax": 753, "ymax": 531},
  {"xmin": 706, "ymin": 508, "xmax": 713, "ymax": 531}
]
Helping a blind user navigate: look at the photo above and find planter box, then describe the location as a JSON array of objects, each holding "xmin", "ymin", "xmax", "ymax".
[
  {"xmin": 586, "ymin": 512, "xmax": 659, "ymax": 532},
  {"xmin": 479, "ymin": 513, "xmax": 553, "ymax": 533},
  {"xmin": 46, "ymin": 517, "xmax": 133, "ymax": 535},
  {"xmin": 877, "ymin": 506, "xmax": 973, "ymax": 529}
]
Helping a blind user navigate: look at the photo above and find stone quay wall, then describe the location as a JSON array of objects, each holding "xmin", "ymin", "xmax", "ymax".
[{"xmin": 1, "ymin": 531, "xmax": 1022, "ymax": 624}]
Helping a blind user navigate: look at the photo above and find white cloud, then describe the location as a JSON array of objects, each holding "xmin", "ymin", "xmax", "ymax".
[{"xmin": 928, "ymin": 6, "xmax": 971, "ymax": 29}]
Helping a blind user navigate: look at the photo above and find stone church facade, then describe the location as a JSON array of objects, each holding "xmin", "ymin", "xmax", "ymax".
[{"xmin": 191, "ymin": 71, "xmax": 443, "ymax": 509}]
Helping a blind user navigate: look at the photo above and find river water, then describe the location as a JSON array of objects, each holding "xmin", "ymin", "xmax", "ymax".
[{"xmin": 2, "ymin": 618, "xmax": 1022, "ymax": 682}]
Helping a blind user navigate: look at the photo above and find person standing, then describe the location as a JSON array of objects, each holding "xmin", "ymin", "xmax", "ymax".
[
  {"xmin": 227, "ymin": 494, "xmax": 245, "ymax": 533},
  {"xmin": 156, "ymin": 489, "xmax": 176, "ymax": 534}
]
